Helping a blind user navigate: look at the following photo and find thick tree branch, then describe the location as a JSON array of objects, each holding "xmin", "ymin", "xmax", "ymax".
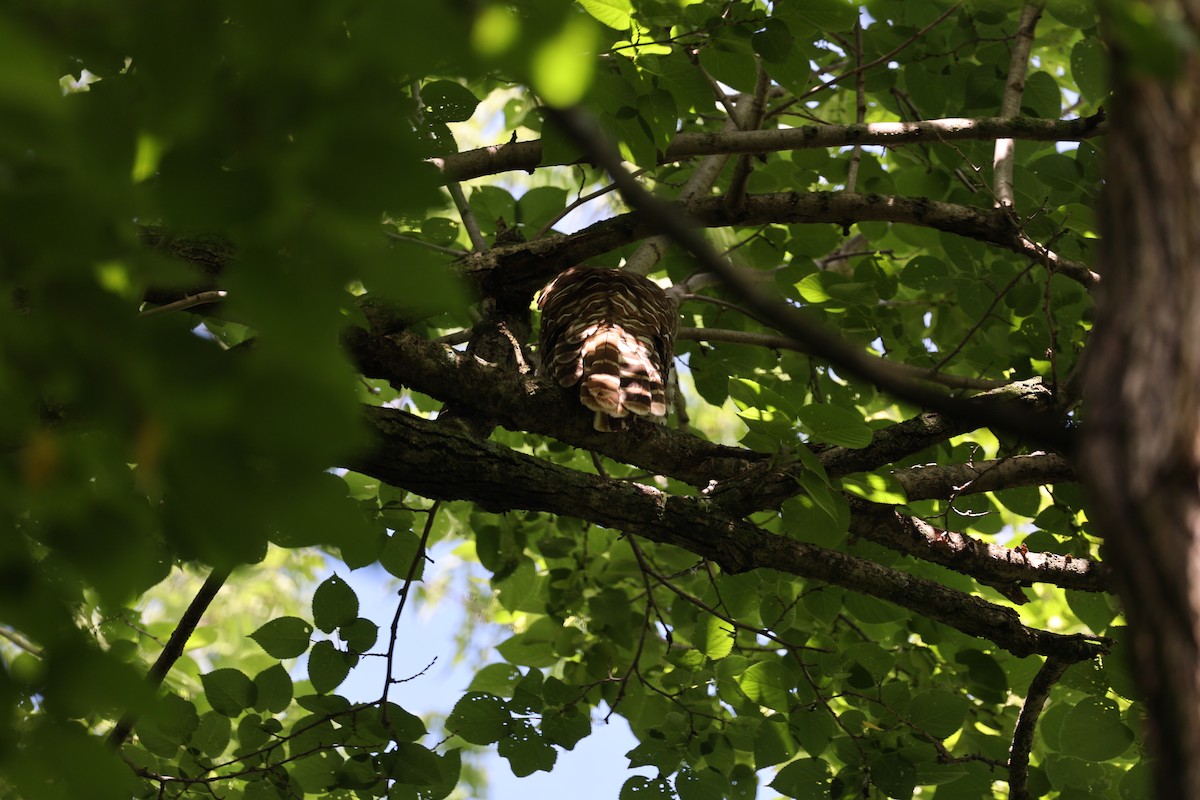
[
  {"xmin": 431, "ymin": 115, "xmax": 1106, "ymax": 184},
  {"xmin": 893, "ymin": 452, "xmax": 1074, "ymax": 500},
  {"xmin": 344, "ymin": 327, "xmax": 763, "ymax": 485},
  {"xmin": 847, "ymin": 497, "xmax": 1109, "ymax": 593},
  {"xmin": 468, "ymin": 191, "xmax": 1097, "ymax": 303},
  {"xmin": 347, "ymin": 328, "xmax": 1066, "ymax": 506},
  {"xmin": 350, "ymin": 406, "xmax": 1105, "ymax": 662}
]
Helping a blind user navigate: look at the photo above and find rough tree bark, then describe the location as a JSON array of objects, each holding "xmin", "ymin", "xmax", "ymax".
[{"xmin": 1083, "ymin": 5, "xmax": 1200, "ymax": 797}]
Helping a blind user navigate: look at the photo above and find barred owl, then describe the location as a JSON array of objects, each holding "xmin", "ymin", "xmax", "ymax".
[{"xmin": 538, "ymin": 266, "xmax": 679, "ymax": 432}]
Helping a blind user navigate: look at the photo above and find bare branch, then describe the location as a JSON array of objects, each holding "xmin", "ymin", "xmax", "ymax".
[
  {"xmin": 0, "ymin": 626, "xmax": 42, "ymax": 657},
  {"xmin": 893, "ymin": 452, "xmax": 1074, "ymax": 500},
  {"xmin": 993, "ymin": 3, "xmax": 1045, "ymax": 207},
  {"xmin": 108, "ymin": 566, "xmax": 233, "ymax": 748},
  {"xmin": 845, "ymin": 20, "xmax": 867, "ymax": 193},
  {"xmin": 467, "ymin": 191, "xmax": 1098, "ymax": 299},
  {"xmin": 431, "ymin": 115, "xmax": 1106, "ymax": 184},
  {"xmin": 847, "ymin": 497, "xmax": 1109, "ymax": 593},
  {"xmin": 381, "ymin": 502, "xmax": 439, "ymax": 731},
  {"xmin": 1009, "ymin": 657, "xmax": 1070, "ymax": 800},
  {"xmin": 139, "ymin": 290, "xmax": 228, "ymax": 317}
]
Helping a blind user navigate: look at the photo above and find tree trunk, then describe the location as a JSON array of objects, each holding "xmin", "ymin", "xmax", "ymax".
[{"xmin": 1084, "ymin": 6, "xmax": 1200, "ymax": 797}]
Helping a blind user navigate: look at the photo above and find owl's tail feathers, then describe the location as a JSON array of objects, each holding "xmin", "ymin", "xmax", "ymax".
[{"xmin": 578, "ymin": 327, "xmax": 668, "ymax": 431}]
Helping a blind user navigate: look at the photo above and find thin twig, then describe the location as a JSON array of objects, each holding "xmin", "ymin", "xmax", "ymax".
[
  {"xmin": 108, "ymin": 566, "xmax": 234, "ymax": 748},
  {"xmin": 607, "ymin": 535, "xmax": 666, "ymax": 718},
  {"xmin": 139, "ymin": 291, "xmax": 228, "ymax": 317},
  {"xmin": 933, "ymin": 262, "xmax": 1037, "ymax": 371},
  {"xmin": 772, "ymin": 3, "xmax": 964, "ymax": 115},
  {"xmin": 534, "ymin": 173, "xmax": 645, "ymax": 240},
  {"xmin": 679, "ymin": 326, "xmax": 1007, "ymax": 390},
  {"xmin": 381, "ymin": 501, "xmax": 440, "ymax": 728},
  {"xmin": 383, "ymin": 231, "xmax": 470, "ymax": 257},
  {"xmin": 0, "ymin": 626, "xmax": 42, "ymax": 657}
]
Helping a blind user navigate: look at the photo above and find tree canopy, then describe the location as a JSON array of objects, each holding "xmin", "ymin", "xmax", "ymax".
[{"xmin": 0, "ymin": 1, "xmax": 1169, "ymax": 799}]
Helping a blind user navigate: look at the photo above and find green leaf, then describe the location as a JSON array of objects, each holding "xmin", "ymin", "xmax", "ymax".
[
  {"xmin": 249, "ymin": 616, "xmax": 313, "ymax": 659},
  {"xmin": 1059, "ymin": 697, "xmax": 1134, "ymax": 761},
  {"xmin": 380, "ymin": 702, "xmax": 427, "ymax": 742},
  {"xmin": 291, "ymin": 751, "xmax": 339, "ymax": 793},
  {"xmin": 797, "ymin": 405, "xmax": 872, "ymax": 448},
  {"xmin": 578, "ymin": 0, "xmax": 632, "ymax": 30},
  {"xmin": 389, "ymin": 741, "xmax": 443, "ymax": 786},
  {"xmin": 447, "ymin": 693, "xmax": 510, "ymax": 745},
  {"xmin": 152, "ymin": 692, "xmax": 199, "ymax": 743},
  {"xmin": 1120, "ymin": 761, "xmax": 1152, "ymax": 800},
  {"xmin": 693, "ymin": 614, "xmax": 735, "ymax": 661},
  {"xmin": 752, "ymin": 18, "xmax": 793, "ymax": 64},
  {"xmin": 496, "ymin": 617, "xmax": 561, "ymax": 667},
  {"xmin": 254, "ymin": 663, "xmax": 294, "ymax": 714},
  {"xmin": 469, "ymin": 663, "xmax": 523, "ymax": 697},
  {"xmin": 1066, "ymin": 590, "xmax": 1115, "ymax": 634},
  {"xmin": 420, "ymin": 80, "xmax": 480, "ymax": 123},
  {"xmin": 737, "ymin": 661, "xmax": 792, "ymax": 712},
  {"xmin": 778, "ymin": 0, "xmax": 856, "ymax": 33},
  {"xmin": 339, "ymin": 617, "xmax": 379, "ymax": 655},
  {"xmin": 843, "ymin": 642, "xmax": 894, "ymax": 684},
  {"xmin": 843, "ymin": 593, "xmax": 907, "ymax": 625},
  {"xmin": 626, "ymin": 738, "xmax": 682, "ymax": 772},
  {"xmin": 675, "ymin": 767, "xmax": 730, "ymax": 800},
  {"xmin": 1022, "ymin": 71, "xmax": 1061, "ymax": 118},
  {"xmin": 541, "ymin": 706, "xmax": 591, "ymax": 750},
  {"xmin": 201, "ymin": 668, "xmax": 256, "ymax": 717},
  {"xmin": 621, "ymin": 776, "xmax": 676, "ymax": 800},
  {"xmin": 313, "ymin": 574, "xmax": 359, "ymax": 634},
  {"xmin": 498, "ymin": 720, "xmax": 557, "ymax": 776},
  {"xmin": 729, "ymin": 377, "xmax": 797, "ymax": 423},
  {"xmin": 907, "ymin": 690, "xmax": 970, "ymax": 739},
  {"xmin": 754, "ymin": 717, "xmax": 796, "ymax": 767},
  {"xmin": 955, "ymin": 649, "xmax": 1009, "ymax": 705},
  {"xmin": 791, "ymin": 707, "xmax": 835, "ymax": 757},
  {"xmin": 899, "ymin": 255, "xmax": 949, "ymax": 291},
  {"xmin": 870, "ymin": 753, "xmax": 917, "ymax": 799},
  {"xmin": 191, "ymin": 711, "xmax": 231, "ymax": 756},
  {"xmin": 840, "ymin": 472, "xmax": 907, "ymax": 504},
  {"xmin": 799, "ymin": 471, "xmax": 849, "ymax": 529},
  {"xmin": 380, "ymin": 530, "xmax": 424, "ymax": 581},
  {"xmin": 770, "ymin": 757, "xmax": 831, "ymax": 800},
  {"xmin": 308, "ymin": 640, "xmax": 353, "ymax": 694}
]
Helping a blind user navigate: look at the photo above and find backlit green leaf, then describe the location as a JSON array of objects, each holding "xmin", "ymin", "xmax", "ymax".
[
  {"xmin": 201, "ymin": 669, "xmax": 256, "ymax": 717},
  {"xmin": 249, "ymin": 616, "xmax": 314, "ymax": 659}
]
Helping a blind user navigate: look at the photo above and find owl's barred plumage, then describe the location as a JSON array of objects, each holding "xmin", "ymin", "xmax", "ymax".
[{"xmin": 538, "ymin": 267, "xmax": 679, "ymax": 432}]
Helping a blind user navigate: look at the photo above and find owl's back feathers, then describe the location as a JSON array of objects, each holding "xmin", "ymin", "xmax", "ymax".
[{"xmin": 538, "ymin": 267, "xmax": 678, "ymax": 432}]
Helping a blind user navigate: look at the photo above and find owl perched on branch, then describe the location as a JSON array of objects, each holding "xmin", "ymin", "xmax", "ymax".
[{"xmin": 538, "ymin": 266, "xmax": 679, "ymax": 432}]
